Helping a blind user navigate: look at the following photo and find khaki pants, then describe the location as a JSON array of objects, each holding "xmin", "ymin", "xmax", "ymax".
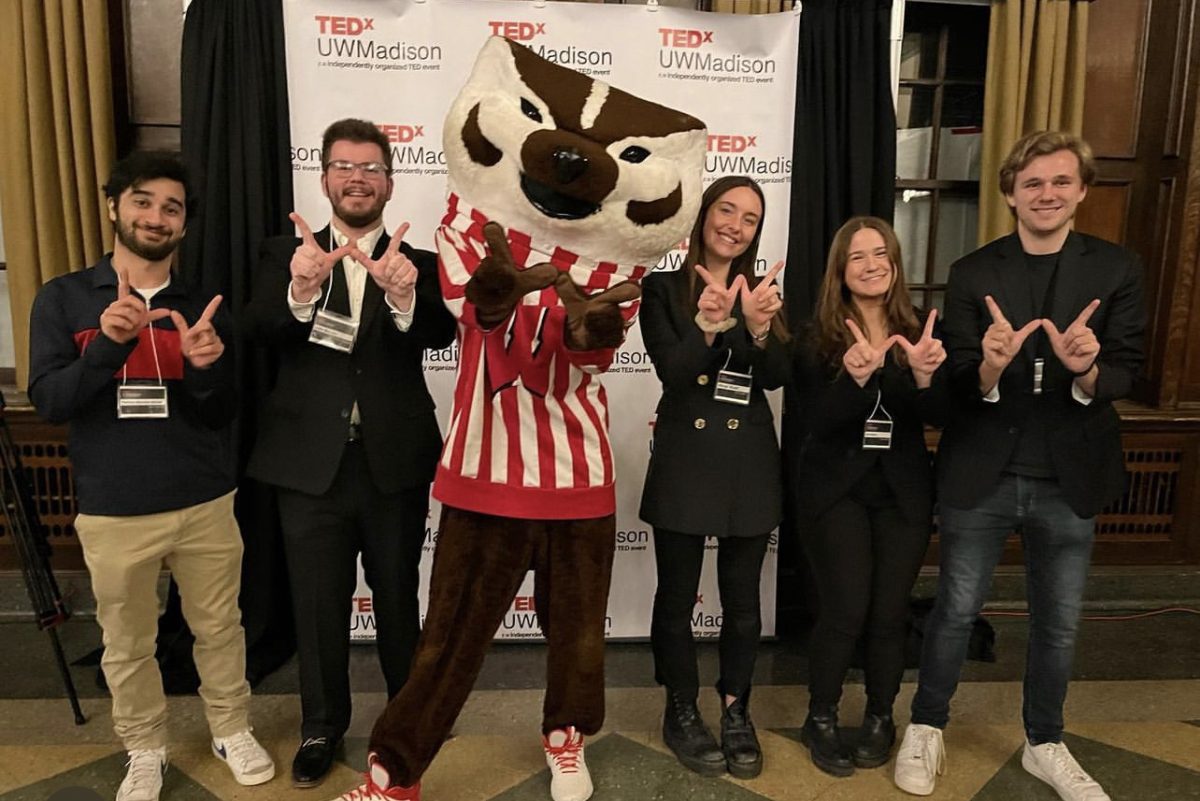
[{"xmin": 76, "ymin": 491, "xmax": 251, "ymax": 750}]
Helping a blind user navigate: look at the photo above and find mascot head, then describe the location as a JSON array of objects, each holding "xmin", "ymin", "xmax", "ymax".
[{"xmin": 444, "ymin": 37, "xmax": 707, "ymax": 266}]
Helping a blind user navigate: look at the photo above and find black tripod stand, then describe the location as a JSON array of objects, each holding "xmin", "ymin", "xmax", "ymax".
[{"xmin": 0, "ymin": 394, "xmax": 85, "ymax": 724}]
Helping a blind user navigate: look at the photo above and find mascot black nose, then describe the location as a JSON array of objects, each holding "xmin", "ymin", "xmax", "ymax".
[{"xmin": 552, "ymin": 147, "xmax": 588, "ymax": 184}]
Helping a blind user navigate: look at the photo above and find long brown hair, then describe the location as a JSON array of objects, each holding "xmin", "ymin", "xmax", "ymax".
[
  {"xmin": 813, "ymin": 216, "xmax": 920, "ymax": 368},
  {"xmin": 673, "ymin": 175, "xmax": 788, "ymax": 341}
]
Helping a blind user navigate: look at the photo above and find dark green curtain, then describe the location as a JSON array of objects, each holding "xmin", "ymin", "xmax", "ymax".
[
  {"xmin": 780, "ymin": 0, "xmax": 897, "ymax": 629},
  {"xmin": 174, "ymin": 0, "xmax": 296, "ymax": 685}
]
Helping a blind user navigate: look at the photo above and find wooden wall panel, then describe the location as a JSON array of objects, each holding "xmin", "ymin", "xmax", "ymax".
[
  {"xmin": 1083, "ymin": 0, "xmax": 1200, "ymax": 409},
  {"xmin": 1083, "ymin": 0, "xmax": 1149, "ymax": 157},
  {"xmin": 1074, "ymin": 182, "xmax": 1130, "ymax": 245}
]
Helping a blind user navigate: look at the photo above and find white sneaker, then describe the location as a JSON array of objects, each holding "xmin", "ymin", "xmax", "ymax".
[
  {"xmin": 893, "ymin": 723, "xmax": 945, "ymax": 796},
  {"xmin": 1022, "ymin": 740, "xmax": 1111, "ymax": 801},
  {"xmin": 334, "ymin": 753, "xmax": 422, "ymax": 800},
  {"xmin": 543, "ymin": 727, "xmax": 593, "ymax": 801},
  {"xmin": 212, "ymin": 729, "xmax": 276, "ymax": 786},
  {"xmin": 116, "ymin": 746, "xmax": 166, "ymax": 801}
]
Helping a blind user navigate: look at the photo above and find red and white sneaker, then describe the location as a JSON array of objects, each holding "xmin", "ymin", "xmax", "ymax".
[
  {"xmin": 333, "ymin": 753, "xmax": 420, "ymax": 801},
  {"xmin": 543, "ymin": 727, "xmax": 593, "ymax": 801}
]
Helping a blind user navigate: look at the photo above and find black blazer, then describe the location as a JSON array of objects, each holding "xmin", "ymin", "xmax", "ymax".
[
  {"xmin": 937, "ymin": 231, "xmax": 1145, "ymax": 518},
  {"xmin": 244, "ymin": 226, "xmax": 457, "ymax": 495},
  {"xmin": 638, "ymin": 270, "xmax": 790, "ymax": 538},
  {"xmin": 792, "ymin": 337, "xmax": 946, "ymax": 525}
]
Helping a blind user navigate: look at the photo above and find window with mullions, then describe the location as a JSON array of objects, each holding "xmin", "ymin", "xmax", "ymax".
[{"xmin": 893, "ymin": 1, "xmax": 989, "ymax": 314}]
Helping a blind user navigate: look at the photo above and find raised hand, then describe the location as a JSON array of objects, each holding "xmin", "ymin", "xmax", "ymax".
[
  {"xmin": 289, "ymin": 212, "xmax": 354, "ymax": 304},
  {"xmin": 694, "ymin": 264, "xmax": 746, "ymax": 326},
  {"xmin": 894, "ymin": 309, "xmax": 946, "ymax": 388},
  {"xmin": 351, "ymin": 222, "xmax": 417, "ymax": 311},
  {"xmin": 982, "ymin": 295, "xmax": 1041, "ymax": 373},
  {"xmin": 170, "ymin": 295, "xmax": 225, "ymax": 370},
  {"xmin": 465, "ymin": 222, "xmax": 558, "ymax": 328},
  {"xmin": 843, "ymin": 318, "xmax": 899, "ymax": 388},
  {"xmin": 1042, "ymin": 299, "xmax": 1101, "ymax": 375},
  {"xmin": 553, "ymin": 273, "xmax": 641, "ymax": 351},
  {"xmin": 739, "ymin": 260, "xmax": 784, "ymax": 339},
  {"xmin": 99, "ymin": 268, "xmax": 171, "ymax": 344}
]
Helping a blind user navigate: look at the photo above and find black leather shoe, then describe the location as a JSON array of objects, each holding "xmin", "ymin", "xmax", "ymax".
[
  {"xmin": 292, "ymin": 736, "xmax": 339, "ymax": 788},
  {"xmin": 852, "ymin": 712, "xmax": 896, "ymax": 768},
  {"xmin": 800, "ymin": 707, "xmax": 854, "ymax": 777},
  {"xmin": 720, "ymin": 690, "xmax": 763, "ymax": 779},
  {"xmin": 662, "ymin": 689, "xmax": 726, "ymax": 777}
]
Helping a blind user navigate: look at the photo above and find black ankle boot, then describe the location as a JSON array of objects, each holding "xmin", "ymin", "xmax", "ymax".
[
  {"xmin": 852, "ymin": 711, "xmax": 896, "ymax": 768},
  {"xmin": 800, "ymin": 706, "xmax": 854, "ymax": 777},
  {"xmin": 662, "ymin": 689, "xmax": 726, "ymax": 777},
  {"xmin": 720, "ymin": 689, "xmax": 762, "ymax": 779}
]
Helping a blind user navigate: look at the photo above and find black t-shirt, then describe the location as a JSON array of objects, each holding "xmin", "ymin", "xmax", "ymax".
[{"xmin": 1006, "ymin": 250, "xmax": 1060, "ymax": 479}]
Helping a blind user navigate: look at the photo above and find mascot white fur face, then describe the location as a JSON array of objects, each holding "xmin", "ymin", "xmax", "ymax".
[{"xmin": 443, "ymin": 36, "xmax": 707, "ymax": 266}]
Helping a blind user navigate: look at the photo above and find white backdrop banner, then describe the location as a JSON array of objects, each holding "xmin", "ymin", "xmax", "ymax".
[{"xmin": 282, "ymin": 0, "xmax": 800, "ymax": 641}]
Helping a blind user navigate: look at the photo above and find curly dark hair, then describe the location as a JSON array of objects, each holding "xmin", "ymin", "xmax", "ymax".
[{"xmin": 103, "ymin": 151, "xmax": 198, "ymax": 217}]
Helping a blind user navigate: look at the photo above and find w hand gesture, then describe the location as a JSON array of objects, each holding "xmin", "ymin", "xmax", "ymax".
[
  {"xmin": 893, "ymin": 309, "xmax": 946, "ymax": 387},
  {"xmin": 100, "ymin": 269, "xmax": 171, "ymax": 344},
  {"xmin": 843, "ymin": 318, "xmax": 898, "ymax": 388},
  {"xmin": 739, "ymin": 261, "xmax": 784, "ymax": 339},
  {"xmin": 553, "ymin": 274, "xmax": 641, "ymax": 351},
  {"xmin": 170, "ymin": 295, "xmax": 224, "ymax": 370},
  {"xmin": 351, "ymin": 222, "xmax": 417, "ymax": 312},
  {"xmin": 1042, "ymin": 299, "xmax": 1101, "ymax": 375},
  {"xmin": 982, "ymin": 295, "xmax": 1041, "ymax": 372},
  {"xmin": 289, "ymin": 212, "xmax": 353, "ymax": 304},
  {"xmin": 694, "ymin": 264, "xmax": 745, "ymax": 326}
]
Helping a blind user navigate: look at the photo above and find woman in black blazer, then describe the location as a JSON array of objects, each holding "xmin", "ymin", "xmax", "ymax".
[
  {"xmin": 793, "ymin": 216, "xmax": 946, "ymax": 777},
  {"xmin": 639, "ymin": 176, "xmax": 789, "ymax": 780}
]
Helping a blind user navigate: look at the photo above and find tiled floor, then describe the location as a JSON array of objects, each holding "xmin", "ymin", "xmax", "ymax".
[{"xmin": 1, "ymin": 612, "xmax": 1198, "ymax": 800}]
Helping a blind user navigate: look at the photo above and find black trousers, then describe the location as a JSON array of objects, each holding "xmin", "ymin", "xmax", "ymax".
[
  {"xmin": 651, "ymin": 528, "xmax": 770, "ymax": 699},
  {"xmin": 802, "ymin": 467, "xmax": 930, "ymax": 715},
  {"xmin": 277, "ymin": 442, "xmax": 428, "ymax": 741}
]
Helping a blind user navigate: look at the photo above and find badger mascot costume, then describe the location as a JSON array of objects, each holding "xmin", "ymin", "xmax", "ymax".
[{"xmin": 333, "ymin": 37, "xmax": 706, "ymax": 801}]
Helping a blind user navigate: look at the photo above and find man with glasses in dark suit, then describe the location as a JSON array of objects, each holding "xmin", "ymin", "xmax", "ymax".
[{"xmin": 246, "ymin": 118, "xmax": 456, "ymax": 789}]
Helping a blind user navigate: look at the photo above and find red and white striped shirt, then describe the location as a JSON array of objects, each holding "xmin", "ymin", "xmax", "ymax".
[{"xmin": 433, "ymin": 194, "xmax": 644, "ymax": 520}]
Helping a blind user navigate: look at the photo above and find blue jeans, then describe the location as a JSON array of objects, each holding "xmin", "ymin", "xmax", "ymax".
[{"xmin": 911, "ymin": 474, "xmax": 1095, "ymax": 744}]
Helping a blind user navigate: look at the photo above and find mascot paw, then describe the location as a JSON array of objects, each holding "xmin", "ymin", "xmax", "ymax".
[
  {"xmin": 553, "ymin": 273, "xmax": 641, "ymax": 351},
  {"xmin": 466, "ymin": 222, "xmax": 559, "ymax": 328}
]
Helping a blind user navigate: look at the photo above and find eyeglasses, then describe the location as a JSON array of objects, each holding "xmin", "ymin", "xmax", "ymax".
[{"xmin": 325, "ymin": 160, "xmax": 391, "ymax": 179}]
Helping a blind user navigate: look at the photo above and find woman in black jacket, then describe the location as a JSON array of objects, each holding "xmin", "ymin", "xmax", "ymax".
[
  {"xmin": 639, "ymin": 176, "xmax": 789, "ymax": 779},
  {"xmin": 793, "ymin": 216, "xmax": 946, "ymax": 777}
]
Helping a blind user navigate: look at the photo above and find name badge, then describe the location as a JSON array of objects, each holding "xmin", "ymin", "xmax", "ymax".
[
  {"xmin": 862, "ymin": 389, "xmax": 893, "ymax": 450},
  {"xmin": 1033, "ymin": 357, "xmax": 1044, "ymax": 395},
  {"xmin": 713, "ymin": 350, "xmax": 753, "ymax": 406},
  {"xmin": 862, "ymin": 418, "xmax": 893, "ymax": 450},
  {"xmin": 309, "ymin": 308, "xmax": 357, "ymax": 353},
  {"xmin": 117, "ymin": 383, "xmax": 169, "ymax": 419},
  {"xmin": 713, "ymin": 368, "xmax": 753, "ymax": 405}
]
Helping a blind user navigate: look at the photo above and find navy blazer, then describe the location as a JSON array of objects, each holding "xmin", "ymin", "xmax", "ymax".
[
  {"xmin": 638, "ymin": 269, "xmax": 790, "ymax": 538},
  {"xmin": 244, "ymin": 226, "xmax": 456, "ymax": 495},
  {"xmin": 936, "ymin": 231, "xmax": 1145, "ymax": 518}
]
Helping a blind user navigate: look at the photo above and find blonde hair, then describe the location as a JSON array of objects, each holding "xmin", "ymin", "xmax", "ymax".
[{"xmin": 998, "ymin": 130, "xmax": 1096, "ymax": 195}]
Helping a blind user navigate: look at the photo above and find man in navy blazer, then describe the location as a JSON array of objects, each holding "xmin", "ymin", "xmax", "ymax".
[
  {"xmin": 894, "ymin": 131, "xmax": 1144, "ymax": 801},
  {"xmin": 244, "ymin": 118, "xmax": 455, "ymax": 789}
]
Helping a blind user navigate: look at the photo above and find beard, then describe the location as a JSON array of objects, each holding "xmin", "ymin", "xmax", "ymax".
[
  {"xmin": 331, "ymin": 187, "xmax": 387, "ymax": 230},
  {"xmin": 114, "ymin": 216, "xmax": 181, "ymax": 262}
]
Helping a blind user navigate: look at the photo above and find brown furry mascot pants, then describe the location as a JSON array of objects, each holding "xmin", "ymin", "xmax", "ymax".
[{"xmin": 368, "ymin": 505, "xmax": 616, "ymax": 786}]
